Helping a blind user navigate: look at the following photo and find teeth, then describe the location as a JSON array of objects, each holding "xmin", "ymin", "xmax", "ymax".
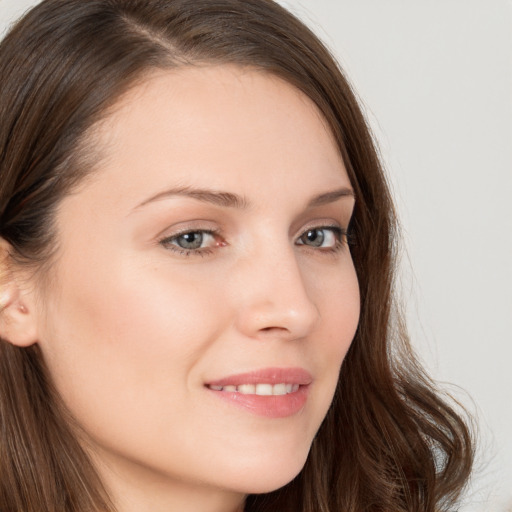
[
  {"xmin": 238, "ymin": 384, "xmax": 255, "ymax": 394},
  {"xmin": 273, "ymin": 383, "xmax": 287, "ymax": 395},
  {"xmin": 255, "ymin": 383, "xmax": 273, "ymax": 395},
  {"xmin": 208, "ymin": 383, "xmax": 301, "ymax": 395}
]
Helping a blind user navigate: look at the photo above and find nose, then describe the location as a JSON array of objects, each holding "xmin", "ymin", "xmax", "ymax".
[{"xmin": 233, "ymin": 244, "xmax": 320, "ymax": 341}]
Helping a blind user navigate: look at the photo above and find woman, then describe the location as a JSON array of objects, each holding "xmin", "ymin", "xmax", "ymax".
[{"xmin": 0, "ymin": 1, "xmax": 473, "ymax": 511}]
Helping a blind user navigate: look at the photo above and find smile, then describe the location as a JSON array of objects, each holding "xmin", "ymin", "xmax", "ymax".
[
  {"xmin": 205, "ymin": 368, "xmax": 312, "ymax": 418},
  {"xmin": 207, "ymin": 383, "xmax": 301, "ymax": 395}
]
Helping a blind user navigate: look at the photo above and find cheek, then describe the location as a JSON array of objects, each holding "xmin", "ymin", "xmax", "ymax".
[
  {"xmin": 313, "ymin": 258, "xmax": 360, "ymax": 348},
  {"xmin": 38, "ymin": 256, "xmax": 226, "ymax": 426},
  {"xmin": 310, "ymin": 259, "xmax": 360, "ymax": 399}
]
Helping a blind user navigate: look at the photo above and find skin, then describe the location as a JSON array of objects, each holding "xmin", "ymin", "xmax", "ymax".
[{"xmin": 3, "ymin": 65, "xmax": 360, "ymax": 512}]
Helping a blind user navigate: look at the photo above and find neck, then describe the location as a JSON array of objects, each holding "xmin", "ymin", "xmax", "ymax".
[{"xmin": 89, "ymin": 448, "xmax": 246, "ymax": 512}]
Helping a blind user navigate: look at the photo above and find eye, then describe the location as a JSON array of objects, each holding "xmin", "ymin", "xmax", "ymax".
[
  {"xmin": 173, "ymin": 231, "xmax": 212, "ymax": 250},
  {"xmin": 159, "ymin": 229, "xmax": 221, "ymax": 255},
  {"xmin": 296, "ymin": 226, "xmax": 346, "ymax": 249}
]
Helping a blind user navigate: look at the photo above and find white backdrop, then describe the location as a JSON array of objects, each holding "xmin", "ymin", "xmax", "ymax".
[{"xmin": 1, "ymin": 0, "xmax": 511, "ymax": 510}]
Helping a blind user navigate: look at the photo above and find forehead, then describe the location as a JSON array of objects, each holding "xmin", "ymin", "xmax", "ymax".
[{"xmin": 72, "ymin": 64, "xmax": 349, "ymax": 212}]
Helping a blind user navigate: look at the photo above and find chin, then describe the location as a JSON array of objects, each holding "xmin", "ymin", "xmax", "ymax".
[
  {"xmin": 240, "ymin": 472, "xmax": 302, "ymax": 495},
  {"xmin": 222, "ymin": 446, "xmax": 310, "ymax": 495}
]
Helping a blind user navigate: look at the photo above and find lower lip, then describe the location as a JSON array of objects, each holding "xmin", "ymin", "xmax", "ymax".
[{"xmin": 206, "ymin": 385, "xmax": 310, "ymax": 418}]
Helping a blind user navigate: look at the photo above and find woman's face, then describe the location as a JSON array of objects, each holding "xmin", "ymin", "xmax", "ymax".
[{"xmin": 34, "ymin": 66, "xmax": 359, "ymax": 509}]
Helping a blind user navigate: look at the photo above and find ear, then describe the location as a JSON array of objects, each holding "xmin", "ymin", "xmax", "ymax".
[{"xmin": 0, "ymin": 239, "xmax": 39, "ymax": 347}]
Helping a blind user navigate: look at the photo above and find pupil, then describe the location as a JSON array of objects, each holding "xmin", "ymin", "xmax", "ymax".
[
  {"xmin": 178, "ymin": 232, "xmax": 203, "ymax": 249},
  {"xmin": 306, "ymin": 229, "xmax": 324, "ymax": 247}
]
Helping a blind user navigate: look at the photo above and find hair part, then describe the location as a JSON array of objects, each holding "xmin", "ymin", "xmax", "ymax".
[{"xmin": 0, "ymin": 1, "xmax": 473, "ymax": 511}]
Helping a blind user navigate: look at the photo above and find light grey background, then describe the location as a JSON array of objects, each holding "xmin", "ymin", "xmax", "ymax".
[
  {"xmin": 283, "ymin": 3, "xmax": 512, "ymax": 511},
  {"xmin": 2, "ymin": 0, "xmax": 511, "ymax": 510}
]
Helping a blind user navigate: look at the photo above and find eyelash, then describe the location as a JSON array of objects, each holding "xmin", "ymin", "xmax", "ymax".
[
  {"xmin": 158, "ymin": 225, "xmax": 353, "ymax": 258},
  {"xmin": 158, "ymin": 228, "xmax": 222, "ymax": 258}
]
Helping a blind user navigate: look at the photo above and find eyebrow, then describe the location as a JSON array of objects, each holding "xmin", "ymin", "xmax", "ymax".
[
  {"xmin": 131, "ymin": 185, "xmax": 355, "ymax": 212},
  {"xmin": 307, "ymin": 187, "xmax": 355, "ymax": 207}
]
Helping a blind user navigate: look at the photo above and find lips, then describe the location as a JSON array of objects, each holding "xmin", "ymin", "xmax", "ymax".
[
  {"xmin": 205, "ymin": 367, "xmax": 312, "ymax": 418},
  {"xmin": 208, "ymin": 383, "xmax": 300, "ymax": 395},
  {"xmin": 205, "ymin": 367, "xmax": 313, "ymax": 388}
]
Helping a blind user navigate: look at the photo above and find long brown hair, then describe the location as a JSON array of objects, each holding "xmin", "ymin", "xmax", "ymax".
[{"xmin": 0, "ymin": 1, "xmax": 473, "ymax": 511}]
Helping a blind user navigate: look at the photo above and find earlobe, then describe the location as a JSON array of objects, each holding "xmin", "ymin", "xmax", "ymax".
[{"xmin": 0, "ymin": 241, "xmax": 39, "ymax": 347}]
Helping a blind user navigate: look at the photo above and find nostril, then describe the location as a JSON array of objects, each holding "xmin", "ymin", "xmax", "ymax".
[
  {"xmin": 260, "ymin": 326, "xmax": 289, "ymax": 333},
  {"xmin": 235, "ymin": 285, "xmax": 318, "ymax": 340}
]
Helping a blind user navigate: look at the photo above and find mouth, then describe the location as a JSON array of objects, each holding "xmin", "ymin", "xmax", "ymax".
[
  {"xmin": 207, "ymin": 383, "xmax": 301, "ymax": 395},
  {"xmin": 204, "ymin": 367, "xmax": 312, "ymax": 418}
]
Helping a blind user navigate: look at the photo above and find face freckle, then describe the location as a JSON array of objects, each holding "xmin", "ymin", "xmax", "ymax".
[{"xmin": 36, "ymin": 65, "xmax": 360, "ymax": 507}]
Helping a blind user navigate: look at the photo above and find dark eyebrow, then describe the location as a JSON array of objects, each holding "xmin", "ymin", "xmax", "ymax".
[{"xmin": 131, "ymin": 185, "xmax": 354, "ymax": 213}]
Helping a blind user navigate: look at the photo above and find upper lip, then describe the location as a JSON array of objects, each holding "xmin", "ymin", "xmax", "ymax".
[{"xmin": 205, "ymin": 367, "xmax": 313, "ymax": 387}]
